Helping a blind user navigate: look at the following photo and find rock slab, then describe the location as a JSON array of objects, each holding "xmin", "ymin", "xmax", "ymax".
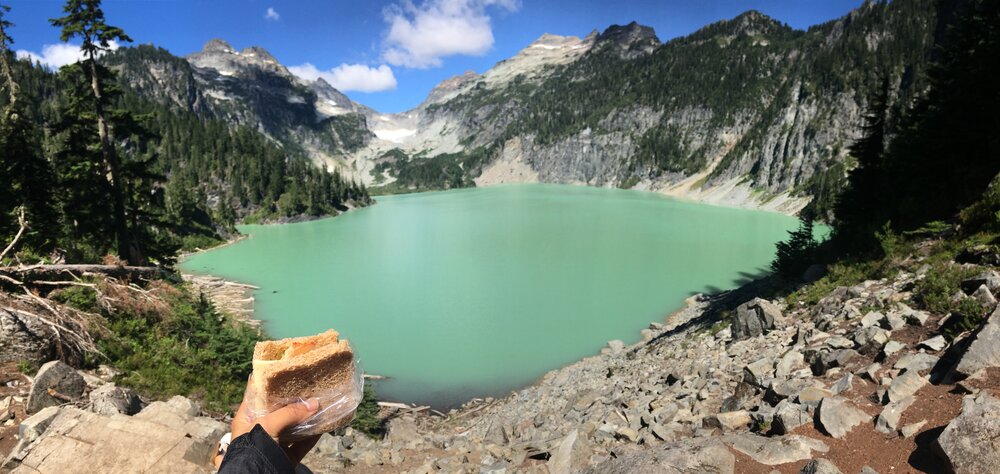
[
  {"xmin": 582, "ymin": 437, "xmax": 734, "ymax": 474},
  {"xmin": 816, "ymin": 397, "xmax": 869, "ymax": 439},
  {"xmin": 936, "ymin": 393, "xmax": 1000, "ymax": 474},
  {"xmin": 951, "ymin": 306, "xmax": 1000, "ymax": 379},
  {"xmin": 723, "ymin": 434, "xmax": 829, "ymax": 466}
]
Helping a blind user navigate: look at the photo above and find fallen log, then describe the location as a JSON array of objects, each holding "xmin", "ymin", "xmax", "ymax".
[{"xmin": 0, "ymin": 264, "xmax": 167, "ymax": 284}]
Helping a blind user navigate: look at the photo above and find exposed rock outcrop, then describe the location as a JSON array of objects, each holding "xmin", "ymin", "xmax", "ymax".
[
  {"xmin": 935, "ymin": 393, "xmax": 1000, "ymax": 473},
  {"xmin": 0, "ymin": 308, "xmax": 54, "ymax": 365}
]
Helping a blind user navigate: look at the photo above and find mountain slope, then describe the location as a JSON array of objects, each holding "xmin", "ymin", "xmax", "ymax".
[
  {"xmin": 106, "ymin": 40, "xmax": 374, "ymax": 173},
  {"xmin": 360, "ymin": 0, "xmax": 940, "ymax": 214}
]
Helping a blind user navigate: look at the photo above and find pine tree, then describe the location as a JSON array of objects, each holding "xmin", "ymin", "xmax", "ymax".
[
  {"xmin": 0, "ymin": 4, "xmax": 59, "ymax": 254},
  {"xmin": 830, "ymin": 78, "xmax": 891, "ymax": 251},
  {"xmin": 51, "ymin": 0, "xmax": 144, "ymax": 263},
  {"xmin": 771, "ymin": 216, "xmax": 819, "ymax": 279}
]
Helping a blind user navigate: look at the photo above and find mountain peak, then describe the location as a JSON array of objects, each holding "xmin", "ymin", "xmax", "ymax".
[
  {"xmin": 202, "ymin": 38, "xmax": 234, "ymax": 53},
  {"xmin": 730, "ymin": 10, "xmax": 783, "ymax": 34},
  {"xmin": 187, "ymin": 40, "xmax": 289, "ymax": 78},
  {"xmin": 595, "ymin": 22, "xmax": 659, "ymax": 57},
  {"xmin": 240, "ymin": 46, "xmax": 279, "ymax": 65}
]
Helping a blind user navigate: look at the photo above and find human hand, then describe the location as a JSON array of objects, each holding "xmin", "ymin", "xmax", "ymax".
[{"xmin": 229, "ymin": 388, "xmax": 322, "ymax": 465}]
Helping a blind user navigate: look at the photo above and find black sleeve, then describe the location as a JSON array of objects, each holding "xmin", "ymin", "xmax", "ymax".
[{"xmin": 218, "ymin": 424, "xmax": 296, "ymax": 474}]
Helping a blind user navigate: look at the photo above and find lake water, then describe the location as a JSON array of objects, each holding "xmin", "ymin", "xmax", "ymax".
[{"xmin": 180, "ymin": 184, "xmax": 799, "ymax": 407}]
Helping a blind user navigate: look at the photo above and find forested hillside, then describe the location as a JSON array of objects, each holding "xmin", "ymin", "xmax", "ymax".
[{"xmin": 0, "ymin": 3, "xmax": 370, "ymax": 265}]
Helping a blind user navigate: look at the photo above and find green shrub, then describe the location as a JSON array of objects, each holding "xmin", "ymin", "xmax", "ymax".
[
  {"xmin": 788, "ymin": 261, "xmax": 871, "ymax": 306},
  {"xmin": 178, "ymin": 233, "xmax": 225, "ymax": 253},
  {"xmin": 945, "ymin": 297, "xmax": 987, "ymax": 337},
  {"xmin": 959, "ymin": 173, "xmax": 1000, "ymax": 232},
  {"xmin": 96, "ymin": 283, "xmax": 261, "ymax": 413},
  {"xmin": 912, "ymin": 263, "xmax": 977, "ymax": 315},
  {"xmin": 17, "ymin": 360, "xmax": 36, "ymax": 374},
  {"xmin": 50, "ymin": 285, "xmax": 100, "ymax": 313},
  {"xmin": 350, "ymin": 383, "xmax": 385, "ymax": 438}
]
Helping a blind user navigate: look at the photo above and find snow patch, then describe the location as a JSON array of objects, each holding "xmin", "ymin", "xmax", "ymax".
[{"xmin": 373, "ymin": 128, "xmax": 417, "ymax": 143}]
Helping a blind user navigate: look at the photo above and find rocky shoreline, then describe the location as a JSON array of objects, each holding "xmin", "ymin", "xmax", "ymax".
[{"xmin": 293, "ymin": 252, "xmax": 1000, "ymax": 473}]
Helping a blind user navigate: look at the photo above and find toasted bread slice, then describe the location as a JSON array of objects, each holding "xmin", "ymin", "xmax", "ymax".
[{"xmin": 251, "ymin": 329, "xmax": 357, "ymax": 434}]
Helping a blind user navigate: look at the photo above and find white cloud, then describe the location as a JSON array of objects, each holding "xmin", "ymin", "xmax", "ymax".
[
  {"xmin": 265, "ymin": 7, "xmax": 280, "ymax": 21},
  {"xmin": 16, "ymin": 41, "xmax": 119, "ymax": 69},
  {"xmin": 289, "ymin": 62, "xmax": 398, "ymax": 93},
  {"xmin": 382, "ymin": 0, "xmax": 520, "ymax": 69}
]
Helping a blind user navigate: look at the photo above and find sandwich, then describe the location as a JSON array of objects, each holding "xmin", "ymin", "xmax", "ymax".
[{"xmin": 250, "ymin": 329, "xmax": 359, "ymax": 436}]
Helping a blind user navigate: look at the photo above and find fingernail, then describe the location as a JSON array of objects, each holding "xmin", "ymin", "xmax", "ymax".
[{"xmin": 303, "ymin": 398, "xmax": 319, "ymax": 411}]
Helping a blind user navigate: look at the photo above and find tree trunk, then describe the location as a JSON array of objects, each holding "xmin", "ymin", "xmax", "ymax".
[
  {"xmin": 87, "ymin": 53, "xmax": 142, "ymax": 265},
  {"xmin": 0, "ymin": 264, "xmax": 166, "ymax": 283}
]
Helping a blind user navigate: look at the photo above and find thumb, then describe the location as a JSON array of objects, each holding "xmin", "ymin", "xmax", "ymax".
[{"xmin": 259, "ymin": 398, "xmax": 320, "ymax": 438}]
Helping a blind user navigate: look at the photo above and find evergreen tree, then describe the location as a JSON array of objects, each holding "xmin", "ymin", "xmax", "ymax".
[
  {"xmin": 831, "ymin": 78, "xmax": 891, "ymax": 252},
  {"xmin": 0, "ymin": 4, "xmax": 59, "ymax": 255},
  {"xmin": 51, "ymin": 0, "xmax": 146, "ymax": 263},
  {"xmin": 829, "ymin": 0, "xmax": 1000, "ymax": 252},
  {"xmin": 771, "ymin": 216, "xmax": 819, "ymax": 279}
]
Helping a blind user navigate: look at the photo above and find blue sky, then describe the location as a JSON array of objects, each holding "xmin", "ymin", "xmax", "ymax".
[{"xmin": 5, "ymin": 0, "xmax": 864, "ymax": 113}]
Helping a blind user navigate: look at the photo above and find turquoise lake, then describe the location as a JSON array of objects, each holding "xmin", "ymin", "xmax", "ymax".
[{"xmin": 179, "ymin": 184, "xmax": 800, "ymax": 407}]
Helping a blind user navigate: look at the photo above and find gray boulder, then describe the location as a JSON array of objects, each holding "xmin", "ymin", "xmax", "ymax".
[
  {"xmin": 883, "ymin": 312, "xmax": 907, "ymax": 331},
  {"xmin": 765, "ymin": 378, "xmax": 819, "ymax": 405},
  {"xmin": 811, "ymin": 349, "xmax": 860, "ymax": 376},
  {"xmin": 772, "ymin": 400, "xmax": 811, "ymax": 435},
  {"xmin": 860, "ymin": 311, "xmax": 885, "ymax": 328},
  {"xmin": 885, "ymin": 371, "xmax": 928, "ymax": 403},
  {"xmin": 26, "ymin": 361, "xmax": 86, "ymax": 414},
  {"xmin": 732, "ymin": 298, "xmax": 782, "ymax": 340},
  {"xmin": 918, "ymin": 335, "xmax": 947, "ymax": 352},
  {"xmin": 88, "ymin": 383, "xmax": 143, "ymax": 416},
  {"xmin": 935, "ymin": 393, "xmax": 1000, "ymax": 473},
  {"xmin": 875, "ymin": 395, "xmax": 915, "ymax": 434},
  {"xmin": 893, "ymin": 353, "xmax": 940, "ymax": 374},
  {"xmin": 744, "ymin": 358, "xmax": 775, "ymax": 388},
  {"xmin": 949, "ymin": 306, "xmax": 1000, "ymax": 380},
  {"xmin": 882, "ymin": 340, "xmax": 906, "ymax": 357},
  {"xmin": 800, "ymin": 459, "xmax": 844, "ymax": 474},
  {"xmin": 816, "ymin": 397, "xmax": 869, "ymax": 439},
  {"xmin": 582, "ymin": 437, "xmax": 734, "ymax": 474},
  {"xmin": 960, "ymin": 271, "xmax": 1000, "ymax": 294},
  {"xmin": 972, "ymin": 285, "xmax": 998, "ymax": 308},
  {"xmin": 0, "ymin": 308, "xmax": 54, "ymax": 365},
  {"xmin": 830, "ymin": 373, "xmax": 853, "ymax": 395},
  {"xmin": 547, "ymin": 429, "xmax": 591, "ymax": 474}
]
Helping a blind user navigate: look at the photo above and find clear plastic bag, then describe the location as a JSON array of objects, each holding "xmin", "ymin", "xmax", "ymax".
[{"xmin": 242, "ymin": 360, "xmax": 364, "ymax": 441}]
